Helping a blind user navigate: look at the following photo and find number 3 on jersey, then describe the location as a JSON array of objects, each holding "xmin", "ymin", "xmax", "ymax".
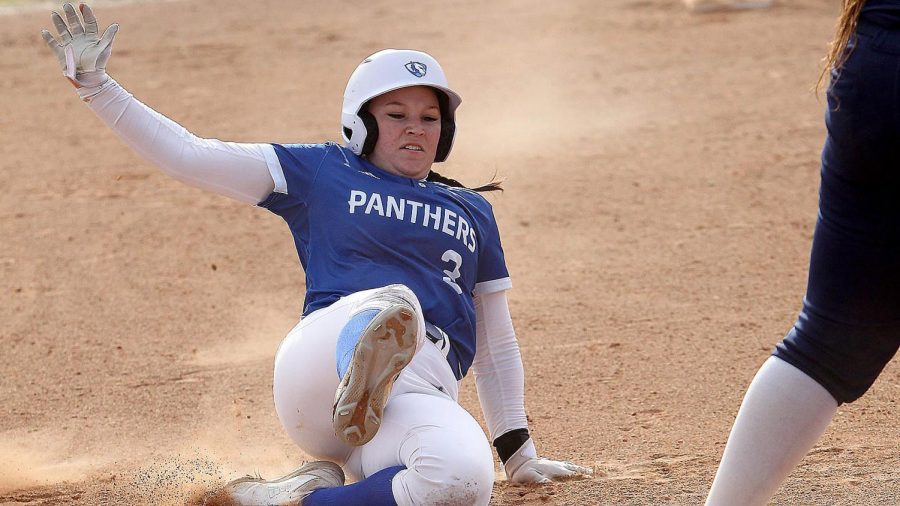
[{"xmin": 441, "ymin": 249, "xmax": 463, "ymax": 294}]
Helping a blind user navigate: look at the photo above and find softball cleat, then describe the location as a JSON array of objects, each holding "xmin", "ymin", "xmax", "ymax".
[
  {"xmin": 222, "ymin": 460, "xmax": 344, "ymax": 506},
  {"xmin": 333, "ymin": 303, "xmax": 418, "ymax": 446}
]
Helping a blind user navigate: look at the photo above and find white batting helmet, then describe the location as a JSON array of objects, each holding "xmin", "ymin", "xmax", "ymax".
[{"xmin": 341, "ymin": 49, "xmax": 462, "ymax": 163}]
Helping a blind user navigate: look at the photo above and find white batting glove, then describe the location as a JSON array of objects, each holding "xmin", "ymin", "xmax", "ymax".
[
  {"xmin": 502, "ymin": 439, "xmax": 593, "ymax": 484},
  {"xmin": 41, "ymin": 3, "xmax": 118, "ymax": 88}
]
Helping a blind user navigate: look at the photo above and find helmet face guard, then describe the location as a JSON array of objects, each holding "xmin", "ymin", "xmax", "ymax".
[{"xmin": 341, "ymin": 49, "xmax": 462, "ymax": 163}]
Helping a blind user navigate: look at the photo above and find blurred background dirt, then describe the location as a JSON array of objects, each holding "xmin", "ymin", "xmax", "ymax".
[{"xmin": 1, "ymin": 0, "xmax": 897, "ymax": 504}]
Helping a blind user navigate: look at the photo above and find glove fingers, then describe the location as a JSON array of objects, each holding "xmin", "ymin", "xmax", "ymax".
[
  {"xmin": 98, "ymin": 23, "xmax": 119, "ymax": 47},
  {"xmin": 572, "ymin": 464, "xmax": 593, "ymax": 475},
  {"xmin": 51, "ymin": 10, "xmax": 72, "ymax": 44},
  {"xmin": 80, "ymin": 3, "xmax": 99, "ymax": 36},
  {"xmin": 559, "ymin": 461, "xmax": 593, "ymax": 475},
  {"xmin": 533, "ymin": 460, "xmax": 593, "ymax": 481},
  {"xmin": 555, "ymin": 464, "xmax": 592, "ymax": 480},
  {"xmin": 41, "ymin": 29, "xmax": 61, "ymax": 50},
  {"xmin": 63, "ymin": 3, "xmax": 84, "ymax": 37},
  {"xmin": 95, "ymin": 23, "xmax": 119, "ymax": 69},
  {"xmin": 41, "ymin": 30, "xmax": 66, "ymax": 67}
]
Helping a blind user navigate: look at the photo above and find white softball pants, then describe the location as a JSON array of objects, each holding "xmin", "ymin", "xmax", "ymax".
[{"xmin": 272, "ymin": 286, "xmax": 494, "ymax": 506}]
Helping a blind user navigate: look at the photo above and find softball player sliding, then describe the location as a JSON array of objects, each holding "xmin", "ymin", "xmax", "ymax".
[
  {"xmin": 706, "ymin": 1, "xmax": 900, "ymax": 504},
  {"xmin": 42, "ymin": 4, "xmax": 591, "ymax": 505}
]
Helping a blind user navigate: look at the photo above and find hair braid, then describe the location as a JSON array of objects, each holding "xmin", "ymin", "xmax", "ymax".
[{"xmin": 426, "ymin": 170, "xmax": 504, "ymax": 193}]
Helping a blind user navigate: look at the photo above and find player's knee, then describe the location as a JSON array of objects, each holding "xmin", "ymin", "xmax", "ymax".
[
  {"xmin": 774, "ymin": 325, "xmax": 899, "ymax": 404},
  {"xmin": 397, "ymin": 450, "xmax": 494, "ymax": 506}
]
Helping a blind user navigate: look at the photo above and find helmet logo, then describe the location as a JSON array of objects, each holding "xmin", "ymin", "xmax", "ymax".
[{"xmin": 405, "ymin": 61, "xmax": 427, "ymax": 78}]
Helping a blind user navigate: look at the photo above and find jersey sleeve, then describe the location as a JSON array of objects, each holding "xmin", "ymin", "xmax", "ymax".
[
  {"xmin": 474, "ymin": 201, "xmax": 512, "ymax": 296},
  {"xmin": 260, "ymin": 143, "xmax": 336, "ymax": 206}
]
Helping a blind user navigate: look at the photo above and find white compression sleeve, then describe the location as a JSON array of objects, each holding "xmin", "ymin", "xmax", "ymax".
[
  {"xmin": 705, "ymin": 356, "xmax": 839, "ymax": 506},
  {"xmin": 471, "ymin": 290, "xmax": 528, "ymax": 441},
  {"xmin": 76, "ymin": 79, "xmax": 277, "ymax": 205}
]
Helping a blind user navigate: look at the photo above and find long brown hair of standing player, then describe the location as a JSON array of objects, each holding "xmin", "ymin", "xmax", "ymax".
[{"xmin": 818, "ymin": 0, "xmax": 867, "ymax": 92}]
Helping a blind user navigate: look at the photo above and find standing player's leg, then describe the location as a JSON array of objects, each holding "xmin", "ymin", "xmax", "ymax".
[
  {"xmin": 704, "ymin": 357, "xmax": 838, "ymax": 505},
  {"xmin": 706, "ymin": 206, "xmax": 900, "ymax": 506},
  {"xmin": 706, "ymin": 22, "xmax": 900, "ymax": 506}
]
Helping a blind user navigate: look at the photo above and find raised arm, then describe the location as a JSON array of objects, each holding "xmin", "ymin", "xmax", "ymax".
[
  {"xmin": 42, "ymin": 3, "xmax": 277, "ymax": 205},
  {"xmin": 471, "ymin": 290, "xmax": 593, "ymax": 483}
]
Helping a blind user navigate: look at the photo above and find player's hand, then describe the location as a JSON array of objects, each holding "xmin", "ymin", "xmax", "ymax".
[
  {"xmin": 41, "ymin": 3, "xmax": 118, "ymax": 88},
  {"xmin": 502, "ymin": 439, "xmax": 593, "ymax": 484}
]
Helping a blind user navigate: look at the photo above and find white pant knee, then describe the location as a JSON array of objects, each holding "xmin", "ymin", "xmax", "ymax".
[
  {"xmin": 393, "ymin": 448, "xmax": 494, "ymax": 506},
  {"xmin": 373, "ymin": 395, "xmax": 494, "ymax": 506}
]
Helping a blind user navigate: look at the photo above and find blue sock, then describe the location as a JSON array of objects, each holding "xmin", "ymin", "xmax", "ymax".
[
  {"xmin": 335, "ymin": 309, "xmax": 380, "ymax": 378},
  {"xmin": 303, "ymin": 465, "xmax": 403, "ymax": 506}
]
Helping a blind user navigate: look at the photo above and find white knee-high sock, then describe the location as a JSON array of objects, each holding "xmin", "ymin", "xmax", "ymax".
[{"xmin": 705, "ymin": 356, "xmax": 839, "ymax": 506}]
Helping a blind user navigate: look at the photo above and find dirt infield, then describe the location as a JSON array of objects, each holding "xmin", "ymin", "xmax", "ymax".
[{"xmin": 1, "ymin": 0, "xmax": 897, "ymax": 504}]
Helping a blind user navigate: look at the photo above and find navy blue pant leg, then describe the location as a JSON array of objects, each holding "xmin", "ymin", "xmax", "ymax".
[{"xmin": 774, "ymin": 20, "xmax": 900, "ymax": 404}]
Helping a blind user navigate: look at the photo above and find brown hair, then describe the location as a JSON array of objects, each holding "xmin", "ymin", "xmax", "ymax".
[
  {"xmin": 817, "ymin": 0, "xmax": 867, "ymax": 93},
  {"xmin": 426, "ymin": 170, "xmax": 504, "ymax": 193}
]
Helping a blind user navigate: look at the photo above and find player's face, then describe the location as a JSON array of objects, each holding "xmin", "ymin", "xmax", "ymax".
[{"xmin": 367, "ymin": 86, "xmax": 442, "ymax": 180}]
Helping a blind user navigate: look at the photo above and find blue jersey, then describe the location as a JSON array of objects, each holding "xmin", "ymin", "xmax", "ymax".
[{"xmin": 259, "ymin": 142, "xmax": 511, "ymax": 379}]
